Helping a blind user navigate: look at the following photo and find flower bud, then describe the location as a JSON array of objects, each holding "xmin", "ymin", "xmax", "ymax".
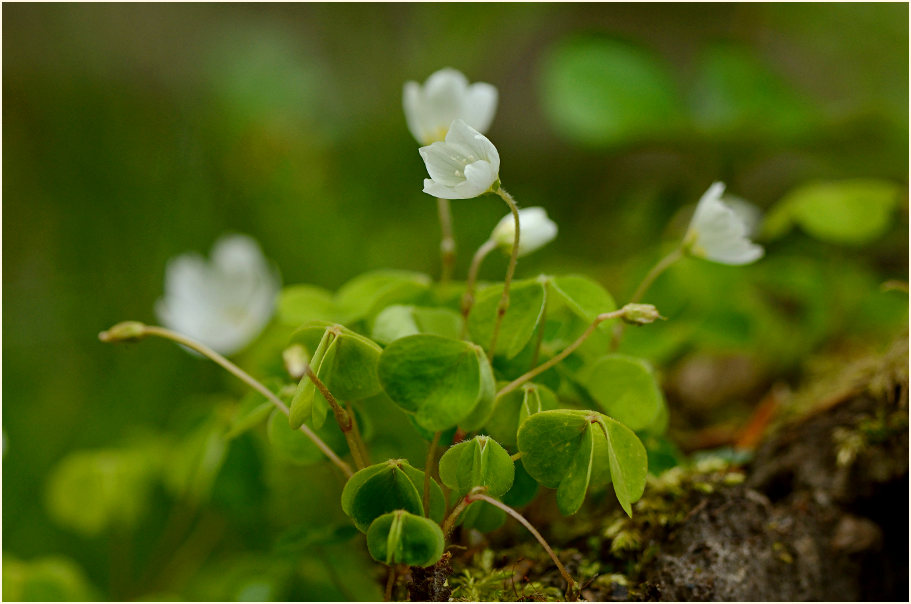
[
  {"xmin": 98, "ymin": 321, "xmax": 147, "ymax": 343},
  {"xmin": 619, "ymin": 303, "xmax": 663, "ymax": 326},
  {"xmin": 491, "ymin": 207, "xmax": 558, "ymax": 257}
]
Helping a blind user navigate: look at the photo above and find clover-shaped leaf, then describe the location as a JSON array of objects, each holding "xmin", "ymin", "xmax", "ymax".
[
  {"xmin": 335, "ymin": 270, "xmax": 432, "ymax": 323},
  {"xmin": 544, "ymin": 274, "xmax": 616, "ymax": 325},
  {"xmin": 366, "ymin": 510, "xmax": 445, "ymax": 567},
  {"xmin": 340, "ymin": 459, "xmax": 445, "ymax": 533},
  {"xmin": 266, "ymin": 410, "xmax": 347, "ymax": 465},
  {"xmin": 517, "ymin": 410, "xmax": 647, "ymax": 516},
  {"xmin": 288, "ymin": 322, "xmax": 383, "ymax": 429},
  {"xmin": 468, "ymin": 278, "xmax": 547, "ymax": 359},
  {"xmin": 378, "ymin": 335, "xmax": 495, "ymax": 431},
  {"xmin": 438, "ymin": 435, "xmax": 514, "ymax": 498},
  {"xmin": 457, "ymin": 500, "xmax": 507, "ymax": 533},
  {"xmin": 501, "ymin": 459, "xmax": 539, "ymax": 508},
  {"xmin": 277, "ymin": 285, "xmax": 339, "ymax": 326},
  {"xmin": 371, "ymin": 305, "xmax": 462, "ymax": 345},
  {"xmin": 484, "ymin": 383, "xmax": 559, "ymax": 448},
  {"xmin": 577, "ymin": 354, "xmax": 665, "ymax": 432}
]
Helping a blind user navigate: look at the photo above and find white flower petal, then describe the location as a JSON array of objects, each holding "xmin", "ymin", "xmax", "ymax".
[
  {"xmin": 461, "ymin": 83, "xmax": 498, "ymax": 134},
  {"xmin": 491, "ymin": 206, "xmax": 558, "ymax": 256},
  {"xmin": 156, "ymin": 234, "xmax": 280, "ymax": 355},
  {"xmin": 403, "ymin": 68, "xmax": 498, "ymax": 144},
  {"xmin": 419, "ymin": 120, "xmax": 500, "ymax": 200},
  {"xmin": 685, "ymin": 182, "xmax": 764, "ymax": 266}
]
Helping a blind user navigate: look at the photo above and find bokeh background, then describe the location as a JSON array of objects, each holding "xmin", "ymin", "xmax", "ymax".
[{"xmin": 3, "ymin": 3, "xmax": 908, "ymax": 601}]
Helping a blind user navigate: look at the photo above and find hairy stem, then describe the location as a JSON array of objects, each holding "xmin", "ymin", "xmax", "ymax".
[
  {"xmin": 437, "ymin": 197, "xmax": 456, "ymax": 286},
  {"xmin": 611, "ymin": 247, "xmax": 682, "ymax": 350},
  {"xmin": 469, "ymin": 493, "xmax": 576, "ymax": 598},
  {"xmin": 460, "ymin": 239, "xmax": 498, "ymax": 338},
  {"xmin": 347, "ymin": 401, "xmax": 371, "ymax": 467},
  {"xmin": 304, "ymin": 366, "xmax": 367, "ymax": 470},
  {"xmin": 384, "ymin": 565, "xmax": 397, "ymax": 602},
  {"xmin": 488, "ymin": 186, "xmax": 521, "ymax": 359},
  {"xmin": 423, "ymin": 431, "xmax": 441, "ymax": 517},
  {"xmin": 497, "ymin": 308, "xmax": 626, "ymax": 398},
  {"xmin": 101, "ymin": 324, "xmax": 353, "ymax": 478},
  {"xmin": 530, "ymin": 302, "xmax": 547, "ymax": 369},
  {"xmin": 441, "ymin": 496, "xmax": 470, "ymax": 538}
]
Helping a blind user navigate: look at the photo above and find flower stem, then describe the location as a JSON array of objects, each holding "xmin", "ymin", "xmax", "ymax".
[
  {"xmin": 100, "ymin": 323, "xmax": 353, "ymax": 478},
  {"xmin": 530, "ymin": 302, "xmax": 547, "ymax": 369},
  {"xmin": 610, "ymin": 247, "xmax": 682, "ymax": 350},
  {"xmin": 347, "ymin": 401, "xmax": 371, "ymax": 466},
  {"xmin": 488, "ymin": 186, "xmax": 521, "ymax": 359},
  {"xmin": 441, "ymin": 496, "xmax": 470, "ymax": 538},
  {"xmin": 437, "ymin": 197, "xmax": 456, "ymax": 286},
  {"xmin": 460, "ymin": 239, "xmax": 497, "ymax": 338},
  {"xmin": 305, "ymin": 366, "xmax": 368, "ymax": 471},
  {"xmin": 384, "ymin": 565, "xmax": 397, "ymax": 602},
  {"xmin": 423, "ymin": 431, "xmax": 441, "ymax": 517},
  {"xmin": 469, "ymin": 493, "xmax": 576, "ymax": 598},
  {"xmin": 497, "ymin": 309, "xmax": 627, "ymax": 398}
]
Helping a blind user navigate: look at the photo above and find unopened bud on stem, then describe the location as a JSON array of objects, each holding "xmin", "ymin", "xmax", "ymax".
[
  {"xmin": 98, "ymin": 321, "xmax": 147, "ymax": 343},
  {"xmin": 283, "ymin": 344, "xmax": 309, "ymax": 380},
  {"xmin": 619, "ymin": 303, "xmax": 663, "ymax": 326}
]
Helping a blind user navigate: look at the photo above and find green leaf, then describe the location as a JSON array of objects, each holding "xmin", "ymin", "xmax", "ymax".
[
  {"xmin": 3, "ymin": 556, "xmax": 99, "ymax": 602},
  {"xmin": 764, "ymin": 179, "xmax": 902, "ymax": 245},
  {"xmin": 455, "ymin": 351, "xmax": 496, "ymax": 432},
  {"xmin": 273, "ymin": 524, "xmax": 358, "ymax": 554},
  {"xmin": 371, "ymin": 305, "xmax": 462, "ymax": 345},
  {"xmin": 335, "ymin": 270, "xmax": 432, "ymax": 323},
  {"xmin": 163, "ymin": 416, "xmax": 229, "ymax": 504},
  {"xmin": 266, "ymin": 410, "xmax": 346, "ymax": 465},
  {"xmin": 541, "ymin": 36, "xmax": 682, "ymax": 147},
  {"xmin": 366, "ymin": 511, "xmax": 445, "ymax": 567},
  {"xmin": 577, "ymin": 354, "xmax": 665, "ymax": 432},
  {"xmin": 45, "ymin": 446, "xmax": 161, "ymax": 537},
  {"xmin": 289, "ymin": 323, "xmax": 384, "ymax": 429},
  {"xmin": 517, "ymin": 410, "xmax": 592, "ymax": 489},
  {"xmin": 556, "ymin": 422, "xmax": 594, "ymax": 515},
  {"xmin": 501, "ymin": 460, "xmax": 539, "ymax": 508},
  {"xmin": 438, "ymin": 436, "xmax": 515, "ymax": 497},
  {"xmin": 277, "ymin": 285, "xmax": 338, "ymax": 326},
  {"xmin": 598, "ymin": 416, "xmax": 648, "ymax": 517},
  {"xmin": 517, "ymin": 410, "xmax": 647, "ymax": 517},
  {"xmin": 545, "ymin": 274, "xmax": 616, "ymax": 325},
  {"xmin": 484, "ymin": 383, "xmax": 559, "ymax": 448},
  {"xmin": 458, "ymin": 500, "xmax": 507, "ymax": 533},
  {"xmin": 468, "ymin": 278, "xmax": 547, "ymax": 359},
  {"xmin": 378, "ymin": 335, "xmax": 494, "ymax": 431},
  {"xmin": 340, "ymin": 460, "xmax": 445, "ymax": 533},
  {"xmin": 225, "ymin": 390, "xmax": 275, "ymax": 440},
  {"xmin": 291, "ymin": 322, "xmax": 384, "ymax": 401},
  {"xmin": 690, "ymin": 42, "xmax": 817, "ymax": 141},
  {"xmin": 289, "ymin": 328, "xmax": 333, "ymax": 429}
]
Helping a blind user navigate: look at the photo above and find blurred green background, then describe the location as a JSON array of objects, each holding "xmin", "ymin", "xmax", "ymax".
[{"xmin": 3, "ymin": 3, "xmax": 908, "ymax": 600}]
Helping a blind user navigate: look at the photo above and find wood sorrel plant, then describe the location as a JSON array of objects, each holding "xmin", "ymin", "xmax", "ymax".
[{"xmin": 100, "ymin": 67, "xmax": 763, "ymax": 601}]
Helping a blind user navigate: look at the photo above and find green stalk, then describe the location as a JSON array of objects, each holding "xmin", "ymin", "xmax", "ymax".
[
  {"xmin": 99, "ymin": 323, "xmax": 353, "ymax": 478},
  {"xmin": 488, "ymin": 186, "xmax": 521, "ymax": 359}
]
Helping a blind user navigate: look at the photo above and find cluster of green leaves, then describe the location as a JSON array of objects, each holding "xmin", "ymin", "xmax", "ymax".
[{"xmin": 267, "ymin": 266, "xmax": 669, "ymax": 569}]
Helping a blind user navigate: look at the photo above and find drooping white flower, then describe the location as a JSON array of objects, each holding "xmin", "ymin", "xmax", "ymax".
[
  {"xmin": 683, "ymin": 182, "xmax": 764, "ymax": 265},
  {"xmin": 419, "ymin": 119, "xmax": 500, "ymax": 200},
  {"xmin": 491, "ymin": 207, "xmax": 558, "ymax": 257},
  {"xmin": 403, "ymin": 68, "xmax": 498, "ymax": 145},
  {"xmin": 156, "ymin": 234, "xmax": 280, "ymax": 355}
]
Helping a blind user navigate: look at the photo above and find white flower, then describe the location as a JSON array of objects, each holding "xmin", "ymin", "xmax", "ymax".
[
  {"xmin": 491, "ymin": 207, "xmax": 558, "ymax": 257},
  {"xmin": 419, "ymin": 119, "xmax": 500, "ymax": 200},
  {"xmin": 156, "ymin": 234, "xmax": 280, "ymax": 355},
  {"xmin": 403, "ymin": 68, "xmax": 498, "ymax": 145},
  {"xmin": 683, "ymin": 182, "xmax": 764, "ymax": 265}
]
